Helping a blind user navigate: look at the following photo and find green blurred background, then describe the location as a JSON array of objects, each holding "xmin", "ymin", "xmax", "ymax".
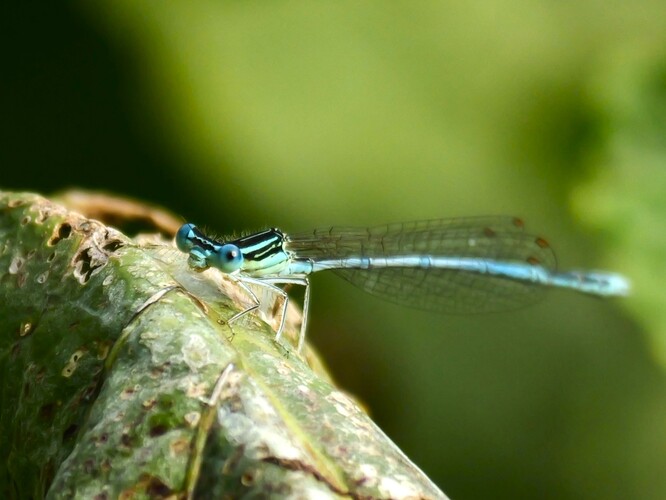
[{"xmin": 3, "ymin": 2, "xmax": 666, "ymax": 498}]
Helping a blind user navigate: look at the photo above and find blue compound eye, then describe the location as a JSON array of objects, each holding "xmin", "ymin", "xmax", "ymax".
[
  {"xmin": 175, "ymin": 223, "xmax": 197, "ymax": 252},
  {"xmin": 209, "ymin": 244, "xmax": 243, "ymax": 273}
]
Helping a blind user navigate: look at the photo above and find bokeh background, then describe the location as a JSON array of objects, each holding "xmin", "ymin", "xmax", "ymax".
[{"xmin": 3, "ymin": 2, "xmax": 666, "ymax": 498}]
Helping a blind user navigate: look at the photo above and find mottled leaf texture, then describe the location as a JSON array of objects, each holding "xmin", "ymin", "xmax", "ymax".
[{"xmin": 0, "ymin": 191, "xmax": 447, "ymax": 500}]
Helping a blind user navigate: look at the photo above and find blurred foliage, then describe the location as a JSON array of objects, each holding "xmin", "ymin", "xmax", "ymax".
[
  {"xmin": 573, "ymin": 44, "xmax": 666, "ymax": 364},
  {"xmin": 2, "ymin": 2, "xmax": 666, "ymax": 499}
]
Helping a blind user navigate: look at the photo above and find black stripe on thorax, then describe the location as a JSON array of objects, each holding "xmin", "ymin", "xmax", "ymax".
[
  {"xmin": 190, "ymin": 226, "xmax": 218, "ymax": 252},
  {"xmin": 233, "ymin": 228, "xmax": 285, "ymax": 262}
]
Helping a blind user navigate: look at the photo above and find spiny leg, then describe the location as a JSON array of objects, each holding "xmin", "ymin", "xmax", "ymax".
[
  {"xmin": 222, "ymin": 275, "xmax": 262, "ymax": 339},
  {"xmin": 235, "ymin": 276, "xmax": 292, "ymax": 345},
  {"xmin": 296, "ymin": 279, "xmax": 310, "ymax": 353},
  {"xmin": 257, "ymin": 276, "xmax": 310, "ymax": 352}
]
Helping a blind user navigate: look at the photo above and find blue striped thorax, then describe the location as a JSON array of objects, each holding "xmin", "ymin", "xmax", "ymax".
[{"xmin": 176, "ymin": 223, "xmax": 291, "ymax": 276}]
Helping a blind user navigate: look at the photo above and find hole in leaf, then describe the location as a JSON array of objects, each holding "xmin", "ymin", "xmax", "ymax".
[{"xmin": 49, "ymin": 223, "xmax": 72, "ymax": 246}]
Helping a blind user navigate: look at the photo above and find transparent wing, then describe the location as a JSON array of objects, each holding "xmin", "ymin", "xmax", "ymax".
[{"xmin": 284, "ymin": 217, "xmax": 557, "ymax": 313}]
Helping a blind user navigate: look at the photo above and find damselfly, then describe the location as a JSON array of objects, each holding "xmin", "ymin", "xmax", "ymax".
[{"xmin": 175, "ymin": 217, "xmax": 629, "ymax": 352}]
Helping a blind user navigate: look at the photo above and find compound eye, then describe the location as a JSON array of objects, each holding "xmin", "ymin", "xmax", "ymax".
[
  {"xmin": 224, "ymin": 246, "xmax": 239, "ymax": 261},
  {"xmin": 175, "ymin": 223, "xmax": 197, "ymax": 252},
  {"xmin": 211, "ymin": 244, "xmax": 243, "ymax": 273}
]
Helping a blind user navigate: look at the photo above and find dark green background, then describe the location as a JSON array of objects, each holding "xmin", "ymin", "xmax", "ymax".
[{"xmin": 3, "ymin": 3, "xmax": 665, "ymax": 499}]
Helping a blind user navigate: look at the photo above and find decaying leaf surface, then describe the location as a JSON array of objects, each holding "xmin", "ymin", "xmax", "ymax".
[{"xmin": 0, "ymin": 191, "xmax": 447, "ymax": 499}]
